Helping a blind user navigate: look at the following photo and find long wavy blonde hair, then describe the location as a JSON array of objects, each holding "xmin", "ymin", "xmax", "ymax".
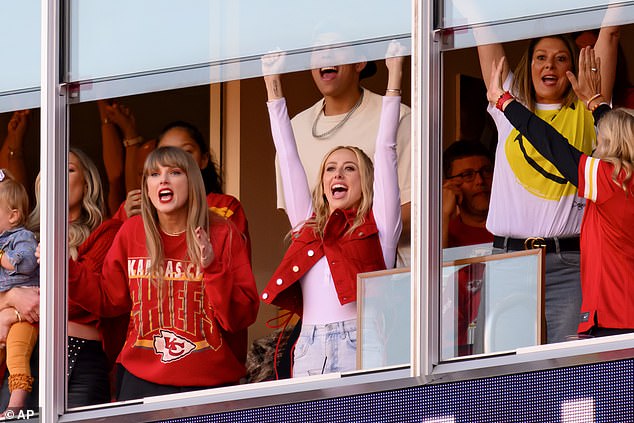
[
  {"xmin": 28, "ymin": 149, "xmax": 104, "ymax": 259},
  {"xmin": 141, "ymin": 147, "xmax": 209, "ymax": 279},
  {"xmin": 595, "ymin": 108, "xmax": 634, "ymax": 194},
  {"xmin": 305, "ymin": 146, "xmax": 374, "ymax": 238}
]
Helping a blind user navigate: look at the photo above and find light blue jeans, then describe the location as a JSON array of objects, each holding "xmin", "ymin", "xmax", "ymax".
[
  {"xmin": 293, "ymin": 319, "xmax": 358, "ymax": 377},
  {"xmin": 544, "ymin": 251, "xmax": 582, "ymax": 343}
]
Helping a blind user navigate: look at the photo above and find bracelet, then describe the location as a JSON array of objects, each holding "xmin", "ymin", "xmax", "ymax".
[
  {"xmin": 386, "ymin": 88, "xmax": 401, "ymax": 95},
  {"xmin": 0, "ymin": 250, "xmax": 4, "ymax": 264},
  {"xmin": 14, "ymin": 308, "xmax": 21, "ymax": 323},
  {"xmin": 591, "ymin": 101, "xmax": 610, "ymax": 112},
  {"xmin": 496, "ymin": 91, "xmax": 514, "ymax": 111},
  {"xmin": 585, "ymin": 93, "xmax": 602, "ymax": 110},
  {"xmin": 123, "ymin": 136, "xmax": 144, "ymax": 148}
]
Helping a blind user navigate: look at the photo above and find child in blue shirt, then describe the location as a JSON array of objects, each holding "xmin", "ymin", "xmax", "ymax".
[{"xmin": 0, "ymin": 169, "xmax": 39, "ymax": 415}]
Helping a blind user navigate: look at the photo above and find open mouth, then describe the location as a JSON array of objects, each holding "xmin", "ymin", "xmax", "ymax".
[
  {"xmin": 541, "ymin": 75, "xmax": 558, "ymax": 86},
  {"xmin": 158, "ymin": 188, "xmax": 174, "ymax": 203},
  {"xmin": 320, "ymin": 66, "xmax": 338, "ymax": 81},
  {"xmin": 331, "ymin": 183, "xmax": 348, "ymax": 200}
]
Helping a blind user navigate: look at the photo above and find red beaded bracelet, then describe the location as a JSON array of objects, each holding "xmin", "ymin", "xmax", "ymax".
[{"xmin": 496, "ymin": 91, "xmax": 514, "ymax": 111}]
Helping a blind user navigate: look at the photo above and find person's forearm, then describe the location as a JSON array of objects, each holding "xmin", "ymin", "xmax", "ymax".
[
  {"xmin": 504, "ymin": 101, "xmax": 582, "ymax": 186},
  {"xmin": 264, "ymin": 75, "xmax": 283, "ymax": 101}
]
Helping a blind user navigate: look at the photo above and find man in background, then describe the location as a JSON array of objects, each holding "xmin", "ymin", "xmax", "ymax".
[{"xmin": 442, "ymin": 140, "xmax": 494, "ymax": 248}]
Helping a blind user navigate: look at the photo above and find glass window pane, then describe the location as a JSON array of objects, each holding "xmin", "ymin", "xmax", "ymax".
[
  {"xmin": 439, "ymin": 0, "xmax": 630, "ymax": 29},
  {"xmin": 0, "ymin": 1, "xmax": 40, "ymax": 111},
  {"xmin": 68, "ymin": 0, "xmax": 410, "ymax": 84}
]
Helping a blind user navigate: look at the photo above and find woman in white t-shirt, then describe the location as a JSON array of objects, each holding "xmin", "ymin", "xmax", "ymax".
[{"xmin": 476, "ymin": 27, "xmax": 619, "ymax": 343}]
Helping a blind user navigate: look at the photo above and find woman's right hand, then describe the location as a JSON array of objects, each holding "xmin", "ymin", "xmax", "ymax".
[
  {"xmin": 7, "ymin": 287, "xmax": 39, "ymax": 323},
  {"xmin": 124, "ymin": 189, "xmax": 142, "ymax": 218},
  {"xmin": 105, "ymin": 102, "xmax": 139, "ymax": 140},
  {"xmin": 486, "ymin": 56, "xmax": 507, "ymax": 105},
  {"xmin": 7, "ymin": 110, "xmax": 31, "ymax": 142},
  {"xmin": 262, "ymin": 50, "xmax": 285, "ymax": 100}
]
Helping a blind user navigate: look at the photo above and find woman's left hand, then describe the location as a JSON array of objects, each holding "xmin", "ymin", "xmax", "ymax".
[
  {"xmin": 567, "ymin": 46, "xmax": 602, "ymax": 106},
  {"xmin": 195, "ymin": 227, "xmax": 213, "ymax": 268}
]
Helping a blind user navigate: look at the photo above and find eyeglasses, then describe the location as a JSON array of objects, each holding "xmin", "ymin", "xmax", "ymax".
[{"xmin": 447, "ymin": 166, "xmax": 493, "ymax": 182}]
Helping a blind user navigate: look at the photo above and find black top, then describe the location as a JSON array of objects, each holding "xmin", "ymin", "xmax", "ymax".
[{"xmin": 503, "ymin": 101, "xmax": 611, "ymax": 188}]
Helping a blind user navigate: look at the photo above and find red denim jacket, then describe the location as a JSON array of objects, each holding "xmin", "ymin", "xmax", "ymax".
[{"xmin": 261, "ymin": 209, "xmax": 386, "ymax": 315}]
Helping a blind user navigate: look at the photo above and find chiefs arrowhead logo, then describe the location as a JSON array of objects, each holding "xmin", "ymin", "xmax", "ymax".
[{"xmin": 153, "ymin": 329, "xmax": 196, "ymax": 363}]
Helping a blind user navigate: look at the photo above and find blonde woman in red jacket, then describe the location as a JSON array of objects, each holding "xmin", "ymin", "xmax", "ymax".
[
  {"xmin": 68, "ymin": 146, "xmax": 258, "ymax": 399},
  {"xmin": 260, "ymin": 42, "xmax": 405, "ymax": 376}
]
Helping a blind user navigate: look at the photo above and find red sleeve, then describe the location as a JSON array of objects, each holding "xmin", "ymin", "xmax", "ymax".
[
  {"xmin": 203, "ymin": 221, "xmax": 259, "ymax": 334},
  {"xmin": 208, "ymin": 193, "xmax": 252, "ymax": 262},
  {"xmin": 578, "ymin": 155, "xmax": 619, "ymax": 204},
  {"xmin": 111, "ymin": 201, "xmax": 128, "ymax": 222},
  {"xmin": 68, "ymin": 219, "xmax": 134, "ymax": 318},
  {"xmin": 68, "ymin": 219, "xmax": 122, "ymax": 317}
]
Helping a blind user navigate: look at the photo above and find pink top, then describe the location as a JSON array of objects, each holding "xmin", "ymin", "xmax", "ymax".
[{"xmin": 266, "ymin": 96, "xmax": 402, "ymax": 324}]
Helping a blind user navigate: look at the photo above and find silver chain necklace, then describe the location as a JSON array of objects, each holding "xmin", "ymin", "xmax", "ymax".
[{"xmin": 311, "ymin": 90, "xmax": 364, "ymax": 139}]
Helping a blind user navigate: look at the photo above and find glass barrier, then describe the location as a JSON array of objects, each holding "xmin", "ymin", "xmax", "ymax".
[
  {"xmin": 68, "ymin": 0, "xmax": 410, "ymax": 84},
  {"xmin": 439, "ymin": 0, "xmax": 628, "ymax": 29},
  {"xmin": 441, "ymin": 246, "xmax": 545, "ymax": 360},
  {"xmin": 0, "ymin": 0, "xmax": 40, "ymax": 111},
  {"xmin": 357, "ymin": 268, "xmax": 411, "ymax": 370}
]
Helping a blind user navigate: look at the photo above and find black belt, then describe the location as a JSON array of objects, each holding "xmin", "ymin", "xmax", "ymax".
[{"xmin": 493, "ymin": 235, "xmax": 580, "ymax": 253}]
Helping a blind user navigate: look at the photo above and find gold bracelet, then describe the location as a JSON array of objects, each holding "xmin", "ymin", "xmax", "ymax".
[
  {"xmin": 123, "ymin": 136, "xmax": 144, "ymax": 148},
  {"xmin": 585, "ymin": 93, "xmax": 602, "ymax": 110},
  {"xmin": 0, "ymin": 250, "xmax": 4, "ymax": 264},
  {"xmin": 14, "ymin": 308, "xmax": 21, "ymax": 323},
  {"xmin": 386, "ymin": 88, "xmax": 401, "ymax": 95}
]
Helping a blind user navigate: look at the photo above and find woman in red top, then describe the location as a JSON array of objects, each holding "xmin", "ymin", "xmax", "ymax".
[
  {"xmin": 112, "ymin": 121, "xmax": 251, "ymax": 259},
  {"xmin": 68, "ymin": 147, "xmax": 258, "ymax": 399},
  {"xmin": 30, "ymin": 149, "xmax": 122, "ymax": 407}
]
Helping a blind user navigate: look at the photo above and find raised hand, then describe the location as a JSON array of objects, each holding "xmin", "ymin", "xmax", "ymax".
[
  {"xmin": 105, "ymin": 102, "xmax": 139, "ymax": 140},
  {"xmin": 385, "ymin": 41, "xmax": 406, "ymax": 94},
  {"xmin": 7, "ymin": 110, "xmax": 31, "ymax": 142},
  {"xmin": 262, "ymin": 50, "xmax": 286, "ymax": 100},
  {"xmin": 566, "ymin": 46, "xmax": 603, "ymax": 109},
  {"xmin": 486, "ymin": 56, "xmax": 507, "ymax": 105},
  {"xmin": 195, "ymin": 226, "xmax": 214, "ymax": 269}
]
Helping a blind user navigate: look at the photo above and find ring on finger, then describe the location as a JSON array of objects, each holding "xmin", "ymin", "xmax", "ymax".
[{"xmin": 591, "ymin": 67, "xmax": 597, "ymax": 72}]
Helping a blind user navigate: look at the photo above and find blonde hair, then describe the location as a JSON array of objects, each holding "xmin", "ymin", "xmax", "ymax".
[
  {"xmin": 25, "ymin": 174, "xmax": 40, "ymax": 235},
  {"xmin": 28, "ymin": 149, "xmax": 104, "ymax": 258},
  {"xmin": 0, "ymin": 169, "xmax": 29, "ymax": 227},
  {"xmin": 68, "ymin": 149, "xmax": 104, "ymax": 260},
  {"xmin": 307, "ymin": 146, "xmax": 373, "ymax": 238},
  {"xmin": 141, "ymin": 146, "xmax": 209, "ymax": 279},
  {"xmin": 513, "ymin": 35, "xmax": 578, "ymax": 112},
  {"xmin": 595, "ymin": 108, "xmax": 634, "ymax": 194}
]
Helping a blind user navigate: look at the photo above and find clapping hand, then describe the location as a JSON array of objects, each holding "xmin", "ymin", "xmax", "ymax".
[
  {"xmin": 486, "ymin": 56, "xmax": 507, "ymax": 105},
  {"xmin": 567, "ymin": 46, "xmax": 603, "ymax": 108},
  {"xmin": 195, "ymin": 226, "xmax": 214, "ymax": 269}
]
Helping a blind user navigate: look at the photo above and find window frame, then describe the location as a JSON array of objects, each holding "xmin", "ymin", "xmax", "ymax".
[{"xmin": 430, "ymin": 0, "xmax": 634, "ymax": 386}]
